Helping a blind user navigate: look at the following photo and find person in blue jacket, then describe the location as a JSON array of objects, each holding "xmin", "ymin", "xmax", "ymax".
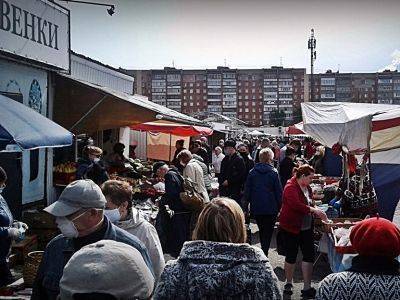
[
  {"xmin": 0, "ymin": 166, "xmax": 28, "ymax": 287},
  {"xmin": 243, "ymin": 148, "xmax": 283, "ymax": 256}
]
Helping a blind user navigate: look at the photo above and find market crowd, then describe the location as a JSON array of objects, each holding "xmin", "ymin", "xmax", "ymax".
[{"xmin": 1, "ymin": 136, "xmax": 400, "ymax": 299}]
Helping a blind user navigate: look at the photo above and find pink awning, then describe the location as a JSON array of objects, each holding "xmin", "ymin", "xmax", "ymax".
[{"xmin": 131, "ymin": 121, "xmax": 213, "ymax": 137}]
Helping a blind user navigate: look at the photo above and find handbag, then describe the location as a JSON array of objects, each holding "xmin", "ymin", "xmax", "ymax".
[{"xmin": 179, "ymin": 177, "xmax": 206, "ymax": 211}]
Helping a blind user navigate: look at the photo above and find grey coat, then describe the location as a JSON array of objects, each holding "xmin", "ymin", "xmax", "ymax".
[{"xmin": 154, "ymin": 240, "xmax": 282, "ymax": 300}]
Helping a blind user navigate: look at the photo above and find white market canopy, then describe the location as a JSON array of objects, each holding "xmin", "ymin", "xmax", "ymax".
[
  {"xmin": 249, "ymin": 130, "xmax": 265, "ymax": 136},
  {"xmin": 301, "ymin": 102, "xmax": 400, "ymax": 153}
]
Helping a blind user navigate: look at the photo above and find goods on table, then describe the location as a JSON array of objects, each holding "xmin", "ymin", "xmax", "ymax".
[
  {"xmin": 53, "ymin": 162, "xmax": 76, "ymax": 185},
  {"xmin": 331, "ymin": 227, "xmax": 356, "ymax": 254},
  {"xmin": 322, "ymin": 217, "xmax": 361, "ymax": 233},
  {"xmin": 337, "ymin": 161, "xmax": 378, "ymax": 218}
]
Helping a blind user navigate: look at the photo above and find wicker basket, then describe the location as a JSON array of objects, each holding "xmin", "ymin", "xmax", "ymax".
[
  {"xmin": 322, "ymin": 217, "xmax": 361, "ymax": 233},
  {"xmin": 23, "ymin": 251, "xmax": 44, "ymax": 287}
]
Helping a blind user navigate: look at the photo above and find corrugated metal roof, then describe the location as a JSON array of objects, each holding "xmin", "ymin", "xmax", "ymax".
[{"xmin": 57, "ymin": 73, "xmax": 204, "ymax": 126}]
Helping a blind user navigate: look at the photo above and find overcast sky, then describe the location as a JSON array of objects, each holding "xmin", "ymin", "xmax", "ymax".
[{"xmin": 57, "ymin": 0, "xmax": 400, "ymax": 73}]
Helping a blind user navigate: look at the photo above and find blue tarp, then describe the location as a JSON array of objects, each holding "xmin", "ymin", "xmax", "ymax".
[
  {"xmin": 0, "ymin": 95, "xmax": 73, "ymax": 150},
  {"xmin": 371, "ymin": 163, "xmax": 400, "ymax": 220}
]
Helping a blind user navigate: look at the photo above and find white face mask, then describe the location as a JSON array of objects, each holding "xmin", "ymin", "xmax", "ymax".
[
  {"xmin": 180, "ymin": 161, "xmax": 186, "ymax": 167},
  {"xmin": 93, "ymin": 157, "xmax": 100, "ymax": 163},
  {"xmin": 56, "ymin": 217, "xmax": 79, "ymax": 238},
  {"xmin": 0, "ymin": 186, "xmax": 5, "ymax": 194},
  {"xmin": 104, "ymin": 208, "xmax": 121, "ymax": 223}
]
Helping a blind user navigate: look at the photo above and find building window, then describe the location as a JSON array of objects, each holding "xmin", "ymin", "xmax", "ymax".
[
  {"xmin": 190, "ymin": 89, "xmax": 193, "ymax": 94},
  {"xmin": 196, "ymin": 89, "xmax": 200, "ymax": 93}
]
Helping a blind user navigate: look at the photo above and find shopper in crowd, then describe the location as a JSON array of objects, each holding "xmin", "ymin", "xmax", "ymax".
[
  {"xmin": 102, "ymin": 180, "xmax": 165, "ymax": 280},
  {"xmin": 317, "ymin": 217, "xmax": 400, "ymax": 300},
  {"xmin": 154, "ymin": 197, "xmax": 282, "ymax": 299},
  {"xmin": 177, "ymin": 150, "xmax": 209, "ymax": 202},
  {"xmin": 218, "ymin": 139, "xmax": 225, "ymax": 149},
  {"xmin": 219, "ymin": 139, "xmax": 247, "ymax": 203},
  {"xmin": 243, "ymin": 139, "xmax": 253, "ymax": 157},
  {"xmin": 32, "ymin": 179, "xmax": 153, "ymax": 300},
  {"xmin": 191, "ymin": 140, "xmax": 209, "ymax": 166},
  {"xmin": 303, "ymin": 137, "xmax": 316, "ymax": 160},
  {"xmin": 278, "ymin": 165, "xmax": 328, "ymax": 298},
  {"xmin": 279, "ymin": 146, "xmax": 297, "ymax": 186},
  {"xmin": 271, "ymin": 140, "xmax": 281, "ymax": 163},
  {"xmin": 153, "ymin": 162, "xmax": 191, "ymax": 258},
  {"xmin": 251, "ymin": 138, "xmax": 262, "ymax": 160},
  {"xmin": 200, "ymin": 136, "xmax": 212, "ymax": 164},
  {"xmin": 76, "ymin": 146, "xmax": 109, "ymax": 185},
  {"xmin": 254, "ymin": 137, "xmax": 271, "ymax": 163},
  {"xmin": 59, "ymin": 240, "xmax": 154, "ymax": 300},
  {"xmin": 192, "ymin": 154, "xmax": 212, "ymax": 194},
  {"xmin": 0, "ymin": 166, "xmax": 28, "ymax": 287},
  {"xmin": 309, "ymin": 145, "xmax": 325, "ymax": 175},
  {"xmin": 280, "ymin": 139, "xmax": 301, "ymax": 163},
  {"xmin": 212, "ymin": 146, "xmax": 225, "ymax": 178},
  {"xmin": 172, "ymin": 139, "xmax": 185, "ymax": 170},
  {"xmin": 105, "ymin": 142, "xmax": 141, "ymax": 179},
  {"xmin": 243, "ymin": 148, "xmax": 282, "ymax": 256},
  {"xmin": 237, "ymin": 143, "xmax": 255, "ymax": 183}
]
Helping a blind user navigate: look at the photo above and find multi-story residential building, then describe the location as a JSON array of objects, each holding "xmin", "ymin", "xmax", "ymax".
[
  {"xmin": 221, "ymin": 68, "xmax": 237, "ymax": 119},
  {"xmin": 206, "ymin": 69, "xmax": 223, "ymax": 114},
  {"xmin": 352, "ymin": 74, "xmax": 377, "ymax": 103},
  {"xmin": 181, "ymin": 71, "xmax": 207, "ymax": 115},
  {"xmin": 237, "ymin": 70, "xmax": 264, "ymax": 126}
]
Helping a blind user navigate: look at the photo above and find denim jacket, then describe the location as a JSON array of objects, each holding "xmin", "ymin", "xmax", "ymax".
[
  {"xmin": 0, "ymin": 195, "xmax": 13, "ymax": 262},
  {"xmin": 31, "ymin": 216, "xmax": 154, "ymax": 300}
]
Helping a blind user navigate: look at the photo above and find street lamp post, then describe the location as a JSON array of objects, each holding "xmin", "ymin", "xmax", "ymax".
[{"xmin": 308, "ymin": 29, "xmax": 317, "ymax": 102}]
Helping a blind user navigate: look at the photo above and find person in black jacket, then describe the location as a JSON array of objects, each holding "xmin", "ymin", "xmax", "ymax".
[
  {"xmin": 76, "ymin": 146, "xmax": 109, "ymax": 186},
  {"xmin": 154, "ymin": 162, "xmax": 191, "ymax": 258},
  {"xmin": 191, "ymin": 140, "xmax": 210, "ymax": 166},
  {"xmin": 237, "ymin": 143, "xmax": 255, "ymax": 183},
  {"xmin": 279, "ymin": 146, "xmax": 297, "ymax": 187},
  {"xmin": 219, "ymin": 140, "xmax": 246, "ymax": 203}
]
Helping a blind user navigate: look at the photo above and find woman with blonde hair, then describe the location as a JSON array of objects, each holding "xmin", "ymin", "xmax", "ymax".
[{"xmin": 154, "ymin": 197, "xmax": 281, "ymax": 300}]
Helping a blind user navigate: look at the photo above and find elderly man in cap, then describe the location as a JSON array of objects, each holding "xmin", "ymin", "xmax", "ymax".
[
  {"xmin": 60, "ymin": 240, "xmax": 154, "ymax": 300},
  {"xmin": 218, "ymin": 139, "xmax": 246, "ymax": 204},
  {"xmin": 32, "ymin": 179, "xmax": 153, "ymax": 300}
]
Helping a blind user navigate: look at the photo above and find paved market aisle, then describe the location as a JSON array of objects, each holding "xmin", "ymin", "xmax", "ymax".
[{"xmin": 164, "ymin": 222, "xmax": 331, "ymax": 299}]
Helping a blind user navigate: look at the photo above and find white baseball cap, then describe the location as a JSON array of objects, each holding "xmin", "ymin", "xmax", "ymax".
[
  {"xmin": 59, "ymin": 240, "xmax": 155, "ymax": 299},
  {"xmin": 44, "ymin": 179, "xmax": 106, "ymax": 217}
]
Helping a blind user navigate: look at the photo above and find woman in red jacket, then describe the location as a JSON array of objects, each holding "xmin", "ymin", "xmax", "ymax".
[{"xmin": 278, "ymin": 164, "xmax": 327, "ymax": 299}]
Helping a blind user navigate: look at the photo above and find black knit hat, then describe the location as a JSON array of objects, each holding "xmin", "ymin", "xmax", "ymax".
[{"xmin": 224, "ymin": 139, "xmax": 236, "ymax": 148}]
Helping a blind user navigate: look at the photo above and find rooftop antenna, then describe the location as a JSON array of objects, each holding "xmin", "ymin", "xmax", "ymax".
[
  {"xmin": 280, "ymin": 57, "xmax": 283, "ymax": 67},
  {"xmin": 337, "ymin": 64, "xmax": 341, "ymax": 72}
]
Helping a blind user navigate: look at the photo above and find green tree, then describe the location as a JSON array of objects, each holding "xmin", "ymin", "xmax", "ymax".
[
  {"xmin": 269, "ymin": 109, "xmax": 286, "ymax": 127},
  {"xmin": 292, "ymin": 106, "xmax": 303, "ymax": 124}
]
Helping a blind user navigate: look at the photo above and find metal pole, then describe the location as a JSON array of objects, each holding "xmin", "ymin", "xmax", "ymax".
[
  {"xmin": 70, "ymin": 94, "xmax": 108, "ymax": 131},
  {"xmin": 308, "ymin": 29, "xmax": 317, "ymax": 102}
]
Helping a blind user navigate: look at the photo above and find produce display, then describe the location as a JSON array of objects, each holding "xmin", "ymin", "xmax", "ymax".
[{"xmin": 53, "ymin": 162, "xmax": 77, "ymax": 185}]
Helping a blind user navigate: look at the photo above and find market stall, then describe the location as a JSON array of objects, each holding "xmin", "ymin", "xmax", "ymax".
[
  {"xmin": 131, "ymin": 121, "xmax": 213, "ymax": 162},
  {"xmin": 301, "ymin": 102, "xmax": 400, "ymax": 272}
]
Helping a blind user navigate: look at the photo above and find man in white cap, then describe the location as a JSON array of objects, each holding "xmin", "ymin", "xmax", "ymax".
[
  {"xmin": 59, "ymin": 240, "xmax": 154, "ymax": 300},
  {"xmin": 31, "ymin": 179, "xmax": 153, "ymax": 300}
]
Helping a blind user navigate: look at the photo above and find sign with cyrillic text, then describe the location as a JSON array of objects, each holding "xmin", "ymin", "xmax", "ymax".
[{"xmin": 0, "ymin": 0, "xmax": 70, "ymax": 71}]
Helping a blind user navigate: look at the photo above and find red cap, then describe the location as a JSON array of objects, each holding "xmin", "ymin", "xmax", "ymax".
[{"xmin": 350, "ymin": 217, "xmax": 400, "ymax": 258}]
